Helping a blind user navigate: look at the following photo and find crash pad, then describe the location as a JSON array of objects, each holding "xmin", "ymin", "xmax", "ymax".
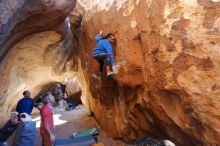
[{"xmin": 56, "ymin": 135, "xmax": 96, "ymax": 146}]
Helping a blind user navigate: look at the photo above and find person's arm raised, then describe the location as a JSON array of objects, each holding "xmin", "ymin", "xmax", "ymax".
[{"xmin": 95, "ymin": 31, "xmax": 103, "ymax": 42}]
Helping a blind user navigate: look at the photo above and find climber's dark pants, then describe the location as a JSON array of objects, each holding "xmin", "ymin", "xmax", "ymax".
[{"xmin": 93, "ymin": 53, "xmax": 109, "ymax": 73}]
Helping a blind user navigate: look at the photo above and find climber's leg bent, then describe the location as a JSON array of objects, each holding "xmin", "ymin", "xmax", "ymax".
[
  {"xmin": 104, "ymin": 57, "xmax": 114, "ymax": 76},
  {"xmin": 94, "ymin": 53, "xmax": 109, "ymax": 76}
]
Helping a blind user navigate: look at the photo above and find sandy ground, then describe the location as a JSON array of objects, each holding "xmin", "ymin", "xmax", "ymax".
[
  {"xmin": 33, "ymin": 105, "xmax": 130, "ymax": 146},
  {"xmin": 6, "ymin": 105, "xmax": 173, "ymax": 146}
]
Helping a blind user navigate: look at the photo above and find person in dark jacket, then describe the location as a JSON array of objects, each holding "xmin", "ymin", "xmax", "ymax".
[
  {"xmin": 0, "ymin": 112, "xmax": 36, "ymax": 146},
  {"xmin": 93, "ymin": 32, "xmax": 117, "ymax": 77},
  {"xmin": 16, "ymin": 90, "xmax": 34, "ymax": 115},
  {"xmin": 0, "ymin": 112, "xmax": 18, "ymax": 145}
]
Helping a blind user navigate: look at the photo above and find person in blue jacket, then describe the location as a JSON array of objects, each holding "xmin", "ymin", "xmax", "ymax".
[
  {"xmin": 16, "ymin": 90, "xmax": 34, "ymax": 115},
  {"xmin": 93, "ymin": 31, "xmax": 117, "ymax": 77}
]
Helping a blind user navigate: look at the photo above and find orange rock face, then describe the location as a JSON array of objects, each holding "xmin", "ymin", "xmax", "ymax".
[{"xmin": 70, "ymin": 0, "xmax": 220, "ymax": 145}]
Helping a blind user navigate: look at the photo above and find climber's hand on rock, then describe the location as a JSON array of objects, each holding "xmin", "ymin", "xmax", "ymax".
[{"xmin": 100, "ymin": 30, "xmax": 103, "ymax": 36}]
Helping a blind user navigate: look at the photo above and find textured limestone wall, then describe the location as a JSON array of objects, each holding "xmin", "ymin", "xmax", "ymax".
[{"xmin": 70, "ymin": 0, "xmax": 220, "ymax": 145}]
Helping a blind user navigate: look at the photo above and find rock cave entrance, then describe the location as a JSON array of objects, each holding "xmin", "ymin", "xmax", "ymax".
[
  {"xmin": 33, "ymin": 80, "xmax": 82, "ymax": 111},
  {"xmin": 0, "ymin": 29, "xmax": 86, "ymax": 123}
]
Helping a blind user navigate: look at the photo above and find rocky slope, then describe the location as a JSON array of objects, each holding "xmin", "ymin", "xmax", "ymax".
[{"xmin": 70, "ymin": 0, "xmax": 220, "ymax": 145}]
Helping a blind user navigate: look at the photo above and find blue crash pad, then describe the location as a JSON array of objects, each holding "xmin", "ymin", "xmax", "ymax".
[{"xmin": 55, "ymin": 135, "xmax": 96, "ymax": 146}]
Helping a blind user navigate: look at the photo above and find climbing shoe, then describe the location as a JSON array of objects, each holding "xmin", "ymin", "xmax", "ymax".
[
  {"xmin": 107, "ymin": 72, "xmax": 114, "ymax": 77},
  {"xmin": 112, "ymin": 64, "xmax": 120, "ymax": 74}
]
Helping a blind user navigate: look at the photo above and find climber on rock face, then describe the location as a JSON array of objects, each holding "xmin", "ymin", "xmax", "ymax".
[{"xmin": 93, "ymin": 31, "xmax": 117, "ymax": 77}]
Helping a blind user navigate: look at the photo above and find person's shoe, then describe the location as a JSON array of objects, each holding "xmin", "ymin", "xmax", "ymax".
[
  {"xmin": 107, "ymin": 72, "xmax": 114, "ymax": 77},
  {"xmin": 112, "ymin": 64, "xmax": 119, "ymax": 74},
  {"xmin": 92, "ymin": 74, "xmax": 101, "ymax": 80}
]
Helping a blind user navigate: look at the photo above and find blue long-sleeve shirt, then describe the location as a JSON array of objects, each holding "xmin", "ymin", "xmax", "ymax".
[
  {"xmin": 95, "ymin": 34, "xmax": 103, "ymax": 42},
  {"xmin": 93, "ymin": 34, "xmax": 115, "ymax": 66},
  {"xmin": 16, "ymin": 97, "xmax": 34, "ymax": 115}
]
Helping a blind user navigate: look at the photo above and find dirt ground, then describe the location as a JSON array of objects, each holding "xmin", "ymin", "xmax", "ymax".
[{"xmin": 33, "ymin": 105, "xmax": 130, "ymax": 146}]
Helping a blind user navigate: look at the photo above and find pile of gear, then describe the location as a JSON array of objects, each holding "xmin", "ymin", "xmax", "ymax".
[{"xmin": 35, "ymin": 84, "xmax": 79, "ymax": 112}]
